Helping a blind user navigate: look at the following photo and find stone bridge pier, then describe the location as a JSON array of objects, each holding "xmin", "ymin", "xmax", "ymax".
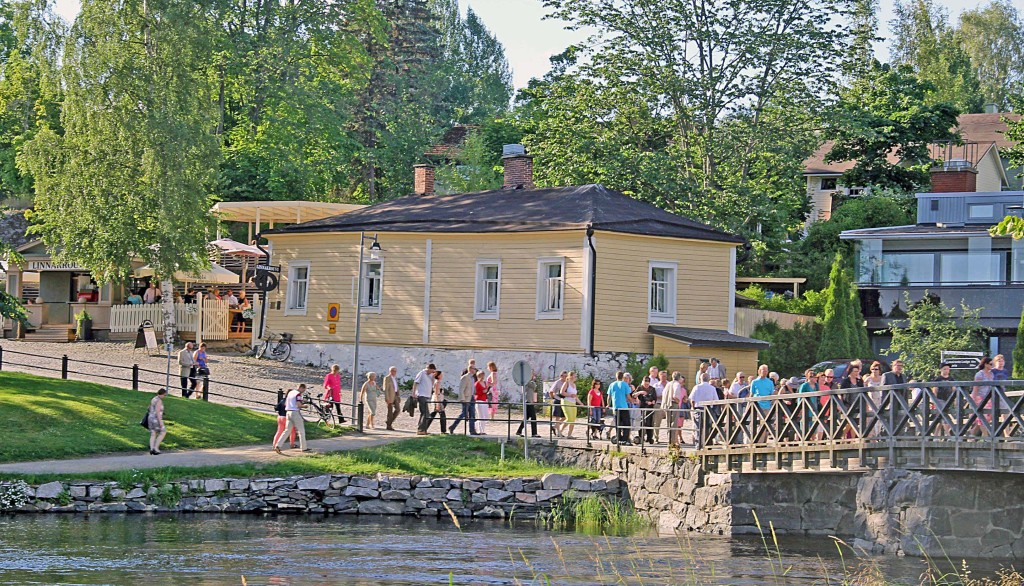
[{"xmin": 537, "ymin": 444, "xmax": 1024, "ymax": 559}]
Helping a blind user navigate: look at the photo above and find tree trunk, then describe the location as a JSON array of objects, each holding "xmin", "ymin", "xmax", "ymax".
[{"xmin": 160, "ymin": 278, "xmax": 177, "ymax": 346}]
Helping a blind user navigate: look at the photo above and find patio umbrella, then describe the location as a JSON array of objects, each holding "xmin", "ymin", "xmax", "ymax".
[
  {"xmin": 210, "ymin": 238, "xmax": 266, "ymax": 257},
  {"xmin": 133, "ymin": 262, "xmax": 240, "ymax": 284}
]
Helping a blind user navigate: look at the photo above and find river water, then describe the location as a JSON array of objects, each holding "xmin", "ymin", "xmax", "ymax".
[{"xmin": 0, "ymin": 514, "xmax": 1012, "ymax": 585}]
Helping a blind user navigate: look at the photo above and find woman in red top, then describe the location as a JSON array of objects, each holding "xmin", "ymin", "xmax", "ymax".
[
  {"xmin": 474, "ymin": 371, "xmax": 489, "ymax": 435},
  {"xmin": 587, "ymin": 380, "xmax": 605, "ymax": 440},
  {"xmin": 322, "ymin": 364, "xmax": 346, "ymax": 424}
]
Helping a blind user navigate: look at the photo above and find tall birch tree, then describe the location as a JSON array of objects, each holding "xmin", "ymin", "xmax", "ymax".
[{"xmin": 22, "ymin": 0, "xmax": 219, "ymax": 345}]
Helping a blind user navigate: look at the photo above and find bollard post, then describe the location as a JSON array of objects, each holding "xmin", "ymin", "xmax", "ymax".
[
  {"xmin": 132, "ymin": 365, "xmax": 139, "ymax": 391},
  {"xmin": 202, "ymin": 374, "xmax": 209, "ymax": 401},
  {"xmin": 277, "ymin": 389, "xmax": 284, "ymax": 406},
  {"xmin": 357, "ymin": 402, "xmax": 364, "ymax": 432},
  {"xmin": 0, "ymin": 345, "xmax": 4, "ymax": 371},
  {"xmin": 61, "ymin": 355, "xmax": 69, "ymax": 379}
]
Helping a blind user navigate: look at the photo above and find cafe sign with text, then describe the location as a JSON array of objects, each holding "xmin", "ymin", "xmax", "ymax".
[{"xmin": 27, "ymin": 261, "xmax": 84, "ymax": 272}]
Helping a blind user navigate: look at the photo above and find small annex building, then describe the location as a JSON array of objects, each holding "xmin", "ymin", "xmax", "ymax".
[{"xmin": 261, "ymin": 147, "xmax": 767, "ymax": 385}]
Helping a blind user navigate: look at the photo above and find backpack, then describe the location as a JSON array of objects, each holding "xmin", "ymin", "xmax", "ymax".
[{"xmin": 275, "ymin": 397, "xmax": 287, "ymax": 417}]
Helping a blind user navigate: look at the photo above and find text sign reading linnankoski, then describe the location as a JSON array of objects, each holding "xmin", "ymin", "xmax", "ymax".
[
  {"xmin": 27, "ymin": 261, "xmax": 84, "ymax": 271},
  {"xmin": 255, "ymin": 264, "xmax": 281, "ymax": 273}
]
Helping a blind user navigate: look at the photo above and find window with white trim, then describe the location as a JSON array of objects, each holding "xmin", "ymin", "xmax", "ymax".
[
  {"xmin": 361, "ymin": 261, "xmax": 383, "ymax": 310},
  {"xmin": 648, "ymin": 261, "xmax": 677, "ymax": 324},
  {"xmin": 474, "ymin": 260, "xmax": 501, "ymax": 319},
  {"xmin": 536, "ymin": 257, "xmax": 565, "ymax": 319},
  {"xmin": 285, "ymin": 262, "xmax": 310, "ymax": 315}
]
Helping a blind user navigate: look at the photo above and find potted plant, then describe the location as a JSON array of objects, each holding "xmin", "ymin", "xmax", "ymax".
[{"xmin": 75, "ymin": 309, "xmax": 93, "ymax": 341}]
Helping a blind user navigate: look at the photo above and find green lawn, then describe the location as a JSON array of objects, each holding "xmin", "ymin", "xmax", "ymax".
[
  {"xmin": 1, "ymin": 435, "xmax": 600, "ymax": 485},
  {"xmin": 0, "ymin": 371, "xmax": 344, "ymax": 463}
]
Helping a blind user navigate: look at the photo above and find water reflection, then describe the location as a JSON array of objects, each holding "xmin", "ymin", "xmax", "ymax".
[{"xmin": 0, "ymin": 514, "xmax": 1012, "ymax": 585}]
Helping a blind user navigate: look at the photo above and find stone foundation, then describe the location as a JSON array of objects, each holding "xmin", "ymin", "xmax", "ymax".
[
  {"xmin": 536, "ymin": 444, "xmax": 1024, "ymax": 559},
  {"xmin": 0, "ymin": 472, "xmax": 623, "ymax": 519}
]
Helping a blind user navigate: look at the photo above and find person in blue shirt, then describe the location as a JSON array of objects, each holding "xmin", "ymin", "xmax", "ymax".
[
  {"xmin": 607, "ymin": 371, "xmax": 634, "ymax": 445},
  {"xmin": 749, "ymin": 364, "xmax": 776, "ymax": 410}
]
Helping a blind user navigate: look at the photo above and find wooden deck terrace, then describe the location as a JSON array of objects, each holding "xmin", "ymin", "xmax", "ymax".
[{"xmin": 695, "ymin": 381, "xmax": 1024, "ymax": 474}]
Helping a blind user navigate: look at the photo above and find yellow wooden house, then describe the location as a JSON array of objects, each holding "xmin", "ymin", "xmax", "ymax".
[{"xmin": 261, "ymin": 149, "xmax": 766, "ymax": 382}]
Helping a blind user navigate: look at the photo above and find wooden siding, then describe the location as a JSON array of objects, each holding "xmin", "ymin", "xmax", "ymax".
[
  {"xmin": 263, "ymin": 232, "xmax": 587, "ymax": 352},
  {"xmin": 977, "ymin": 148, "xmax": 1006, "ymax": 193},
  {"xmin": 733, "ymin": 307, "xmax": 814, "ymax": 337},
  {"xmin": 652, "ymin": 336, "xmax": 760, "ymax": 384},
  {"xmin": 592, "ymin": 232, "xmax": 736, "ymax": 354}
]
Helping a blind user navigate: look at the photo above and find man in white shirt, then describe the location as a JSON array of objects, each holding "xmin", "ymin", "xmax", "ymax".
[
  {"xmin": 661, "ymin": 371, "xmax": 686, "ymax": 446},
  {"xmin": 450, "ymin": 366, "xmax": 478, "ymax": 435},
  {"xmin": 383, "ymin": 366, "xmax": 400, "ymax": 430},
  {"xmin": 143, "ymin": 283, "xmax": 159, "ymax": 304},
  {"xmin": 274, "ymin": 384, "xmax": 308, "ymax": 453},
  {"xmin": 690, "ymin": 373, "xmax": 719, "ymax": 448},
  {"xmin": 226, "ymin": 291, "xmax": 239, "ymax": 307},
  {"xmin": 413, "ymin": 363, "xmax": 437, "ymax": 435},
  {"xmin": 707, "ymin": 358, "xmax": 725, "ymax": 380}
]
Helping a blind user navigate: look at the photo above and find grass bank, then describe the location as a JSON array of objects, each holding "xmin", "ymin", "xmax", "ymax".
[
  {"xmin": 1, "ymin": 435, "xmax": 599, "ymax": 485},
  {"xmin": 0, "ymin": 371, "xmax": 343, "ymax": 463}
]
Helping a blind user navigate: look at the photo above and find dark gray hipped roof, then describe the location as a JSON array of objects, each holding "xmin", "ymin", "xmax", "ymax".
[
  {"xmin": 269, "ymin": 184, "xmax": 743, "ymax": 245},
  {"xmin": 648, "ymin": 326, "xmax": 770, "ymax": 350}
]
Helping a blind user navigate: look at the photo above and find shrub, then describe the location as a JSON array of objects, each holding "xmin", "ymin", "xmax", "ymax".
[
  {"xmin": 0, "ymin": 481, "xmax": 30, "ymax": 510},
  {"xmin": 752, "ymin": 320, "xmax": 824, "ymax": 378},
  {"xmin": 625, "ymin": 353, "xmax": 669, "ymax": 383},
  {"xmin": 739, "ymin": 285, "xmax": 827, "ymax": 318}
]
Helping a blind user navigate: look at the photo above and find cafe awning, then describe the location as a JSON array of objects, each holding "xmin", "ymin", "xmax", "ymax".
[
  {"xmin": 210, "ymin": 238, "xmax": 266, "ymax": 257},
  {"xmin": 134, "ymin": 262, "xmax": 240, "ymax": 285}
]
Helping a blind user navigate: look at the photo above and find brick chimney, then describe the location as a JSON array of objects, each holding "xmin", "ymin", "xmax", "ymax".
[
  {"xmin": 502, "ymin": 144, "xmax": 534, "ymax": 190},
  {"xmin": 413, "ymin": 164, "xmax": 435, "ymax": 195},
  {"xmin": 930, "ymin": 163, "xmax": 977, "ymax": 193}
]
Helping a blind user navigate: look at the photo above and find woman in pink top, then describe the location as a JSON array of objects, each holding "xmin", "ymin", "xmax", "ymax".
[
  {"xmin": 486, "ymin": 361, "xmax": 499, "ymax": 417},
  {"xmin": 323, "ymin": 364, "xmax": 346, "ymax": 424}
]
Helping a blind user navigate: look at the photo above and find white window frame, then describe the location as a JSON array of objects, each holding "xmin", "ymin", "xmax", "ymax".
[
  {"xmin": 284, "ymin": 261, "xmax": 310, "ymax": 316},
  {"xmin": 474, "ymin": 259, "xmax": 501, "ymax": 320},
  {"xmin": 648, "ymin": 261, "xmax": 677, "ymax": 324},
  {"xmin": 536, "ymin": 257, "xmax": 566, "ymax": 320},
  {"xmin": 360, "ymin": 260, "xmax": 383, "ymax": 314}
]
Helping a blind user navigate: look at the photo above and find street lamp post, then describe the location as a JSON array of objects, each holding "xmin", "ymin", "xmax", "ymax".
[{"xmin": 351, "ymin": 232, "xmax": 381, "ymax": 431}]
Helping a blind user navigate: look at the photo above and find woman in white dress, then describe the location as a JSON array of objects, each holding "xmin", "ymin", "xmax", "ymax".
[{"xmin": 562, "ymin": 372, "xmax": 581, "ymax": 438}]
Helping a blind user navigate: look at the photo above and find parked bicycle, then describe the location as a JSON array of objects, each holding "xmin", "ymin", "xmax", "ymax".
[
  {"xmin": 302, "ymin": 393, "xmax": 340, "ymax": 428},
  {"xmin": 256, "ymin": 329, "xmax": 293, "ymax": 362}
]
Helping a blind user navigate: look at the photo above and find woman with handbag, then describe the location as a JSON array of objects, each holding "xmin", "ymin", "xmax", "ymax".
[
  {"xmin": 148, "ymin": 388, "xmax": 168, "ymax": 455},
  {"xmin": 323, "ymin": 364, "xmax": 346, "ymax": 424}
]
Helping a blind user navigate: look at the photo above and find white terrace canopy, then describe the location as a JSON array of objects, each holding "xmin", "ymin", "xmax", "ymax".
[{"xmin": 211, "ymin": 201, "xmax": 365, "ymax": 242}]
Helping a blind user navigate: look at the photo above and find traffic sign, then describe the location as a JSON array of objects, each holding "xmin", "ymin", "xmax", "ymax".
[
  {"xmin": 255, "ymin": 264, "xmax": 281, "ymax": 273},
  {"xmin": 511, "ymin": 360, "xmax": 532, "ymax": 386}
]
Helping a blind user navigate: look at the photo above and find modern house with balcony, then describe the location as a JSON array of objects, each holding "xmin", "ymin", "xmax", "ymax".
[{"xmin": 840, "ymin": 189, "xmax": 1024, "ymax": 366}]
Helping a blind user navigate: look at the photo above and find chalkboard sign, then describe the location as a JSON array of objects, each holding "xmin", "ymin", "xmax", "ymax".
[{"xmin": 135, "ymin": 320, "xmax": 159, "ymax": 353}]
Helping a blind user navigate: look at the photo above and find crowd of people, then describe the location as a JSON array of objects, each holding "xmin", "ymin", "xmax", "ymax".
[{"xmin": 263, "ymin": 353, "xmax": 1017, "ymax": 455}]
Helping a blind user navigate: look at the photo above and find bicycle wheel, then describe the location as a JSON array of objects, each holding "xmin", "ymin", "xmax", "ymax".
[
  {"xmin": 256, "ymin": 340, "xmax": 271, "ymax": 359},
  {"xmin": 274, "ymin": 341, "xmax": 292, "ymax": 362},
  {"xmin": 301, "ymin": 397, "xmax": 316, "ymax": 421}
]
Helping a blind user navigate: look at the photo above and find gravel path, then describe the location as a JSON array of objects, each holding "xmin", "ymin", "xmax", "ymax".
[{"xmin": 0, "ymin": 430, "xmax": 415, "ymax": 475}]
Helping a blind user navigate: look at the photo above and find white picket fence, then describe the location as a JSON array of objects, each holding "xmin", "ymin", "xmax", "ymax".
[
  {"xmin": 110, "ymin": 303, "xmax": 200, "ymax": 334},
  {"xmin": 201, "ymin": 299, "xmax": 229, "ymax": 341}
]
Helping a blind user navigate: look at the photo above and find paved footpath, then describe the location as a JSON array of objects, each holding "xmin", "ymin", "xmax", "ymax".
[{"xmin": 0, "ymin": 429, "xmax": 415, "ymax": 476}]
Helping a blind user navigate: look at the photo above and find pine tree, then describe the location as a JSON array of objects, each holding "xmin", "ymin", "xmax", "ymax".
[
  {"xmin": 818, "ymin": 254, "xmax": 872, "ymax": 360},
  {"xmin": 1014, "ymin": 305, "xmax": 1024, "ymax": 379}
]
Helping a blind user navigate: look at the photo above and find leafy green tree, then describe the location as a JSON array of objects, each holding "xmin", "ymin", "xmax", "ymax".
[
  {"xmin": 989, "ymin": 101, "xmax": 1024, "ymax": 239},
  {"xmin": 790, "ymin": 192, "xmax": 916, "ymax": 290},
  {"xmin": 890, "ymin": 0, "xmax": 984, "ymax": 113},
  {"xmin": 845, "ymin": 0, "xmax": 879, "ymax": 80},
  {"xmin": 752, "ymin": 320, "xmax": 824, "ymax": 376},
  {"xmin": 956, "ymin": 0, "xmax": 1024, "ymax": 111},
  {"xmin": 1014, "ymin": 306, "xmax": 1024, "ymax": 379},
  {"xmin": 22, "ymin": 0, "xmax": 220, "ymax": 342},
  {"xmin": 817, "ymin": 254, "xmax": 873, "ymax": 361},
  {"xmin": 883, "ymin": 294, "xmax": 985, "ymax": 381},
  {"xmin": 826, "ymin": 60, "xmax": 960, "ymax": 192},
  {"xmin": 738, "ymin": 285, "xmax": 828, "ymax": 318},
  {"xmin": 433, "ymin": 130, "xmax": 502, "ymax": 194}
]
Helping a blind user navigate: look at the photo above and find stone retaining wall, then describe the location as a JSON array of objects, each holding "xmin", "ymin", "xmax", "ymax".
[
  {"xmin": 535, "ymin": 444, "xmax": 1024, "ymax": 559},
  {"xmin": 0, "ymin": 472, "xmax": 624, "ymax": 518}
]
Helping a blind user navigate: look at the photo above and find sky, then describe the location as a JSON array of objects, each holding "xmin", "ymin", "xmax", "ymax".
[{"xmin": 52, "ymin": 0, "xmax": 983, "ymax": 90}]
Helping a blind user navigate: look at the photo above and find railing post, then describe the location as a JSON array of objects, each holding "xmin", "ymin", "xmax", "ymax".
[
  {"xmin": 61, "ymin": 355, "xmax": 68, "ymax": 379},
  {"xmin": 357, "ymin": 401, "xmax": 364, "ymax": 432},
  {"xmin": 202, "ymin": 374, "xmax": 209, "ymax": 402},
  {"xmin": 277, "ymin": 388, "xmax": 284, "ymax": 406},
  {"xmin": 132, "ymin": 365, "xmax": 139, "ymax": 391},
  {"xmin": 0, "ymin": 345, "xmax": 4, "ymax": 371}
]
